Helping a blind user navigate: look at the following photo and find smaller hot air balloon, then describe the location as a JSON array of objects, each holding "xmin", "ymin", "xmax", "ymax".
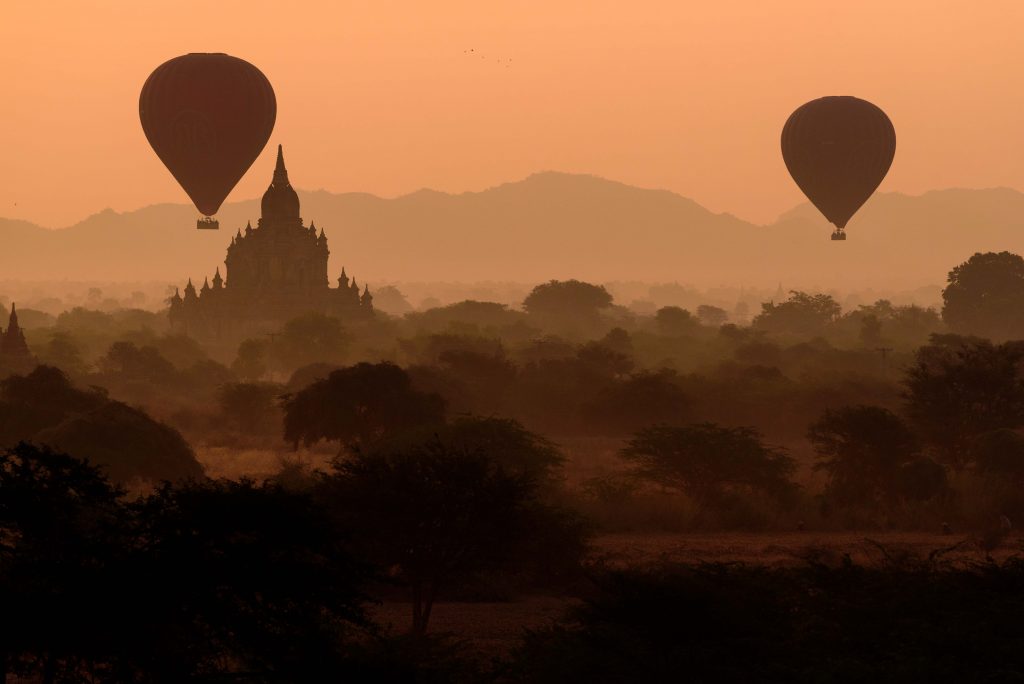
[
  {"xmin": 781, "ymin": 96, "xmax": 896, "ymax": 240},
  {"xmin": 140, "ymin": 53, "xmax": 276, "ymax": 230}
]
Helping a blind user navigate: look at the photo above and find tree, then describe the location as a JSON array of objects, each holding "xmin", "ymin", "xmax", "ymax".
[
  {"xmin": 655, "ymin": 306, "xmax": 699, "ymax": 336},
  {"xmin": 807, "ymin": 405, "xmax": 929, "ymax": 507},
  {"xmin": 37, "ymin": 331, "xmax": 87, "ymax": 376},
  {"xmin": 218, "ymin": 382, "xmax": 285, "ymax": 434},
  {"xmin": 753, "ymin": 291, "xmax": 841, "ymax": 337},
  {"xmin": 433, "ymin": 348, "xmax": 518, "ymax": 414},
  {"xmin": 696, "ymin": 304, "xmax": 728, "ymax": 327},
  {"xmin": 971, "ymin": 429, "xmax": 1024, "ymax": 485},
  {"xmin": 583, "ymin": 370, "xmax": 690, "ymax": 435},
  {"xmin": 126, "ymin": 479, "xmax": 371, "ymax": 680},
  {"xmin": 34, "ymin": 401, "xmax": 204, "ymax": 483},
  {"xmin": 370, "ymin": 285, "xmax": 413, "ymax": 315},
  {"xmin": 942, "ymin": 251, "xmax": 1024, "ymax": 340},
  {"xmin": 0, "ymin": 443, "xmax": 128, "ymax": 682},
  {"xmin": 905, "ymin": 337, "xmax": 1024, "ymax": 469},
  {"xmin": 232, "ymin": 337, "xmax": 269, "ymax": 381},
  {"xmin": 859, "ymin": 313, "xmax": 883, "ymax": 348},
  {"xmin": 372, "ymin": 415, "xmax": 564, "ymax": 484},
  {"xmin": 0, "ymin": 366, "xmax": 202, "ymax": 483},
  {"xmin": 0, "ymin": 446, "xmax": 372, "ymax": 682},
  {"xmin": 282, "ymin": 362, "xmax": 445, "ymax": 453},
  {"xmin": 270, "ymin": 312, "xmax": 349, "ymax": 373},
  {"xmin": 620, "ymin": 423, "xmax": 795, "ymax": 509},
  {"xmin": 523, "ymin": 280, "xmax": 613, "ymax": 318},
  {"xmin": 407, "ymin": 300, "xmax": 526, "ymax": 332},
  {"xmin": 322, "ymin": 440, "xmax": 535, "ymax": 635},
  {"xmin": 98, "ymin": 341, "xmax": 177, "ymax": 384},
  {"xmin": 576, "ymin": 340, "xmax": 634, "ymax": 377}
]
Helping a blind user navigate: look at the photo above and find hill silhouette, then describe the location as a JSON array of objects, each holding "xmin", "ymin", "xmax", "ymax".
[{"xmin": 3, "ymin": 173, "xmax": 1024, "ymax": 288}]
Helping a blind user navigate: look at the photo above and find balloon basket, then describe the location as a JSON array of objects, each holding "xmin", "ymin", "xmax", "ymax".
[
  {"xmin": 197, "ymin": 217, "xmax": 220, "ymax": 230},
  {"xmin": 830, "ymin": 230, "xmax": 846, "ymax": 241}
]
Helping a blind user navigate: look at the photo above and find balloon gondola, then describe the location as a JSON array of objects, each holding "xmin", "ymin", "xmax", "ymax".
[
  {"xmin": 781, "ymin": 96, "xmax": 896, "ymax": 241},
  {"xmin": 139, "ymin": 53, "xmax": 276, "ymax": 230}
]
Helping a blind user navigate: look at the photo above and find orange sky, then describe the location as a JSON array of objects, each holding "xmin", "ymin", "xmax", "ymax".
[{"xmin": 1, "ymin": 0, "xmax": 1022, "ymax": 228}]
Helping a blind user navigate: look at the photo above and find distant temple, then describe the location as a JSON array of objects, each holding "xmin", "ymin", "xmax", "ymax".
[
  {"xmin": 169, "ymin": 145, "xmax": 374, "ymax": 341},
  {"xmin": 0, "ymin": 303, "xmax": 35, "ymax": 374}
]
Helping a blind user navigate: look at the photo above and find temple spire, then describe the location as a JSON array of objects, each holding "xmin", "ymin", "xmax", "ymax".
[{"xmin": 273, "ymin": 144, "xmax": 289, "ymax": 185}]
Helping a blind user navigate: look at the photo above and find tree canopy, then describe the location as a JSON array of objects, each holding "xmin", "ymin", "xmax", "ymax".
[
  {"xmin": 523, "ymin": 280, "xmax": 613, "ymax": 318},
  {"xmin": 620, "ymin": 423, "xmax": 795, "ymax": 508},
  {"xmin": 282, "ymin": 362, "xmax": 445, "ymax": 452},
  {"xmin": 942, "ymin": 251, "xmax": 1024, "ymax": 341}
]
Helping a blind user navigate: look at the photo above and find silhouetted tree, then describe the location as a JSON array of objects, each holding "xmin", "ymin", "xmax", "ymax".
[
  {"xmin": 148, "ymin": 333, "xmax": 209, "ymax": 370},
  {"xmin": 583, "ymin": 370, "xmax": 690, "ymax": 435},
  {"xmin": 282, "ymin": 362, "xmax": 445, "ymax": 453},
  {"xmin": 54, "ymin": 307, "xmax": 115, "ymax": 335},
  {"xmin": 373, "ymin": 415, "xmax": 564, "ymax": 484},
  {"xmin": 696, "ymin": 304, "xmax": 728, "ymax": 327},
  {"xmin": 942, "ymin": 251, "xmax": 1024, "ymax": 340},
  {"xmin": 753, "ymin": 291, "xmax": 841, "ymax": 337},
  {"xmin": 516, "ymin": 334, "xmax": 577, "ymax": 363},
  {"xmin": 407, "ymin": 300, "xmax": 526, "ymax": 333},
  {"xmin": 371, "ymin": 285, "xmax": 414, "ymax": 315},
  {"xmin": 655, "ymin": 306, "xmax": 699, "ymax": 336},
  {"xmin": 523, "ymin": 280, "xmax": 613, "ymax": 319},
  {"xmin": 620, "ymin": 423, "xmax": 795, "ymax": 509},
  {"xmin": 576, "ymin": 340, "xmax": 634, "ymax": 377},
  {"xmin": 894, "ymin": 457, "xmax": 948, "ymax": 502},
  {"xmin": 218, "ymin": 382, "xmax": 285, "ymax": 434},
  {"xmin": 98, "ymin": 340, "xmax": 177, "ymax": 384},
  {"xmin": 35, "ymin": 401, "xmax": 204, "ymax": 483},
  {"xmin": 270, "ymin": 312, "xmax": 349, "ymax": 373},
  {"xmin": 287, "ymin": 361, "xmax": 344, "ymax": 391},
  {"xmin": 37, "ymin": 331, "xmax": 87, "ymax": 376},
  {"xmin": 401, "ymin": 332, "xmax": 505, "ymax": 365},
  {"xmin": 124, "ymin": 478, "xmax": 372, "ymax": 680},
  {"xmin": 433, "ymin": 348, "xmax": 518, "ymax": 414},
  {"xmin": 0, "ymin": 366, "xmax": 202, "ymax": 483},
  {"xmin": 322, "ymin": 440, "xmax": 534, "ymax": 635},
  {"xmin": 859, "ymin": 313, "xmax": 883, "ymax": 348},
  {"xmin": 905, "ymin": 337, "xmax": 1024, "ymax": 469},
  {"xmin": 0, "ymin": 443, "xmax": 128, "ymax": 682},
  {"xmin": 232, "ymin": 337, "xmax": 269, "ymax": 381},
  {"xmin": 808, "ymin": 405, "xmax": 928, "ymax": 507}
]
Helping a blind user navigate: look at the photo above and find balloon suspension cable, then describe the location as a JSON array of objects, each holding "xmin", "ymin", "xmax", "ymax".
[{"xmin": 197, "ymin": 216, "xmax": 220, "ymax": 230}]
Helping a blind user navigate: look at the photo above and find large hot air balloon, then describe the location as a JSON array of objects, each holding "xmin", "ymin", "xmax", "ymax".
[
  {"xmin": 781, "ymin": 96, "xmax": 895, "ymax": 240},
  {"xmin": 139, "ymin": 53, "xmax": 276, "ymax": 230}
]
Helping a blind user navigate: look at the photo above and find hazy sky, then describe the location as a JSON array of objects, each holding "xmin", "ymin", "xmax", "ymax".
[{"xmin": 2, "ymin": 0, "xmax": 1022, "ymax": 228}]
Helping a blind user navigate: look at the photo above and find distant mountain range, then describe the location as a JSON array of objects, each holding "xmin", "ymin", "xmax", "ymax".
[{"xmin": 3, "ymin": 172, "xmax": 1023, "ymax": 288}]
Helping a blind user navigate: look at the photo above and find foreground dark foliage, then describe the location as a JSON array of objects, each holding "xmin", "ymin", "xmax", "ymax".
[
  {"xmin": 510, "ymin": 557, "xmax": 1024, "ymax": 683},
  {"xmin": 0, "ymin": 443, "xmax": 373, "ymax": 683}
]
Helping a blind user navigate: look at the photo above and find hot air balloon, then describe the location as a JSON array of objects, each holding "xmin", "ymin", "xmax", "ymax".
[
  {"xmin": 139, "ymin": 53, "xmax": 276, "ymax": 230},
  {"xmin": 781, "ymin": 96, "xmax": 895, "ymax": 240}
]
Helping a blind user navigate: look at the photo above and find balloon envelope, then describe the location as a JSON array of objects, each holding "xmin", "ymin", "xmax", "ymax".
[
  {"xmin": 140, "ymin": 53, "xmax": 276, "ymax": 217},
  {"xmin": 781, "ymin": 96, "xmax": 895, "ymax": 231}
]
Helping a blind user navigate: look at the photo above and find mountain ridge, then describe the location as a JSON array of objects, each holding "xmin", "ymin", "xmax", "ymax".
[{"xmin": 2, "ymin": 172, "xmax": 1022, "ymax": 287}]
